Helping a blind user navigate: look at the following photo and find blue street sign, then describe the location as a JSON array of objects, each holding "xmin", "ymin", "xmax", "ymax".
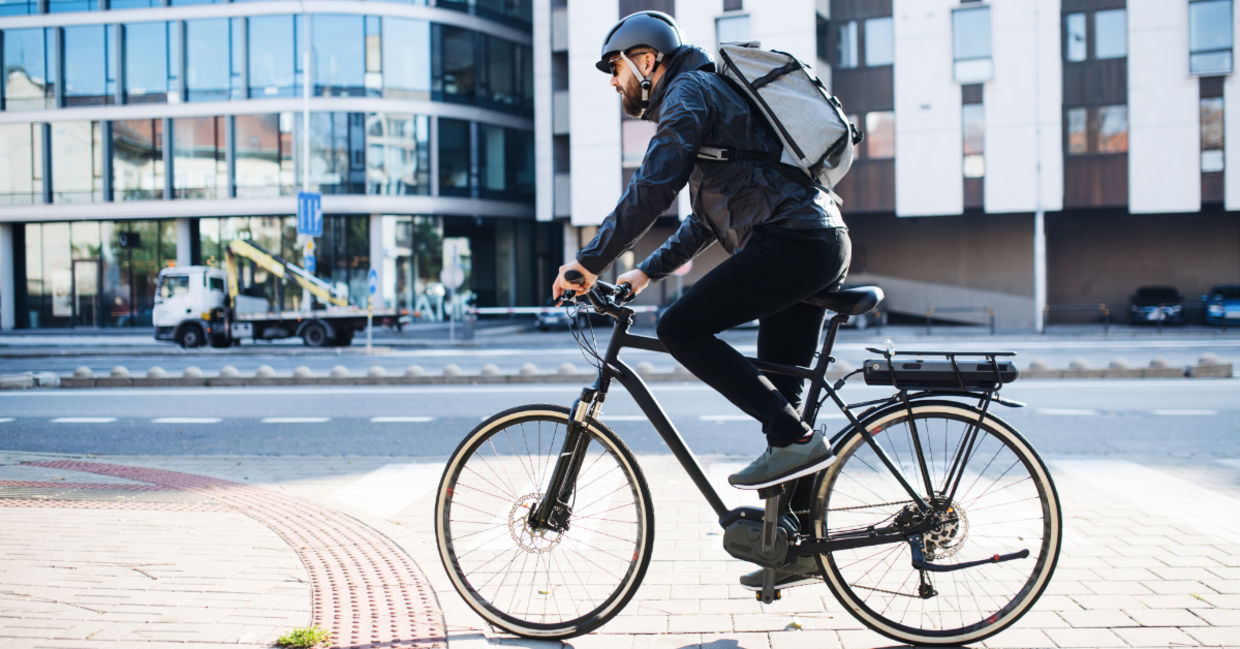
[
  {"xmin": 297, "ymin": 192, "xmax": 322, "ymax": 237},
  {"xmin": 368, "ymin": 268, "xmax": 378, "ymax": 295},
  {"xmin": 304, "ymin": 254, "xmax": 316, "ymax": 273}
]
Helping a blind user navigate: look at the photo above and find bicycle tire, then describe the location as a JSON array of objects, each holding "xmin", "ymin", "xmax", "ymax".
[
  {"xmin": 435, "ymin": 404, "xmax": 654, "ymax": 639},
  {"xmin": 811, "ymin": 400, "xmax": 1062, "ymax": 646}
]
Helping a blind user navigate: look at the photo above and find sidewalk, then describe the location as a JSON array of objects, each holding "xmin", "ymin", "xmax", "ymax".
[{"xmin": 2, "ymin": 451, "xmax": 1239, "ymax": 648}]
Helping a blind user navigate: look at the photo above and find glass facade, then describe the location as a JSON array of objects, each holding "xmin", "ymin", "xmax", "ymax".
[{"xmin": 1, "ymin": 6, "xmax": 537, "ymax": 328}]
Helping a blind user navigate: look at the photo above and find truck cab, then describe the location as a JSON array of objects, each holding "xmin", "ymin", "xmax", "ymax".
[{"xmin": 153, "ymin": 267, "xmax": 228, "ymax": 348}]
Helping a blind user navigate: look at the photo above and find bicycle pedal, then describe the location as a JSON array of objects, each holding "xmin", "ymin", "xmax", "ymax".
[{"xmin": 755, "ymin": 589, "xmax": 781, "ymax": 602}]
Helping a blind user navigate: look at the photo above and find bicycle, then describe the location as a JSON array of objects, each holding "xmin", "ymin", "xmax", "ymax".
[{"xmin": 434, "ymin": 277, "xmax": 1062, "ymax": 646}]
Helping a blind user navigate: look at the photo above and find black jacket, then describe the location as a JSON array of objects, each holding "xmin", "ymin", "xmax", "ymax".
[{"xmin": 576, "ymin": 45, "xmax": 845, "ymax": 281}]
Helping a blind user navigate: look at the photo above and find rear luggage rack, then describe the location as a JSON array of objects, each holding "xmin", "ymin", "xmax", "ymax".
[{"xmin": 863, "ymin": 348, "xmax": 1018, "ymax": 391}]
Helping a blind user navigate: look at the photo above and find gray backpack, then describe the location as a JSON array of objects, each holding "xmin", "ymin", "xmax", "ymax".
[{"xmin": 698, "ymin": 42, "xmax": 863, "ymax": 195}]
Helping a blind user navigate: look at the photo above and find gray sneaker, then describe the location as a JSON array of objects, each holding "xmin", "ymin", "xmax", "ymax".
[
  {"xmin": 739, "ymin": 554, "xmax": 822, "ymax": 591},
  {"xmin": 728, "ymin": 430, "xmax": 835, "ymax": 490}
]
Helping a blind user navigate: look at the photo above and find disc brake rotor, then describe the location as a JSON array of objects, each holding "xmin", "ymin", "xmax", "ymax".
[{"xmin": 509, "ymin": 492, "xmax": 564, "ymax": 554}]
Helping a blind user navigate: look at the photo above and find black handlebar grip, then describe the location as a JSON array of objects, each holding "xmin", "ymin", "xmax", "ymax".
[{"xmin": 565, "ymin": 269, "xmax": 585, "ymax": 286}]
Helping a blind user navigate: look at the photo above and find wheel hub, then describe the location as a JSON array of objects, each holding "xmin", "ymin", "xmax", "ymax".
[
  {"xmin": 923, "ymin": 498, "xmax": 968, "ymax": 560},
  {"xmin": 509, "ymin": 493, "xmax": 564, "ymax": 553}
]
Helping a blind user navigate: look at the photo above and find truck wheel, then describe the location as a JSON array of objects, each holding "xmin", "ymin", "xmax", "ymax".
[
  {"xmin": 302, "ymin": 322, "xmax": 329, "ymax": 347},
  {"xmin": 178, "ymin": 325, "xmax": 204, "ymax": 349}
]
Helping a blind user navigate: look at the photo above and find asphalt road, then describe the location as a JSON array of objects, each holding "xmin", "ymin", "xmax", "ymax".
[{"xmin": 1, "ymin": 379, "xmax": 1234, "ymax": 458}]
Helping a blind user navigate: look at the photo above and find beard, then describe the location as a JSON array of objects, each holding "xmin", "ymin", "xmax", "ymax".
[{"xmin": 619, "ymin": 75, "xmax": 646, "ymax": 118}]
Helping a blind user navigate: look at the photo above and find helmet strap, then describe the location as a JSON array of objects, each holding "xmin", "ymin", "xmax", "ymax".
[{"xmin": 619, "ymin": 50, "xmax": 663, "ymax": 117}]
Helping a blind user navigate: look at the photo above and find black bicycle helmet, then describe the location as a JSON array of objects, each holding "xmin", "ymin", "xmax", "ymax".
[{"xmin": 595, "ymin": 10, "xmax": 684, "ymax": 73}]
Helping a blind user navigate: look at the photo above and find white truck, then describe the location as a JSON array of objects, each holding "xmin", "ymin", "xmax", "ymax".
[{"xmin": 153, "ymin": 239, "xmax": 403, "ymax": 348}]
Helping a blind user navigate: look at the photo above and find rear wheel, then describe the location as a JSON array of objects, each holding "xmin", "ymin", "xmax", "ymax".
[
  {"xmin": 811, "ymin": 401, "xmax": 1061, "ymax": 646},
  {"xmin": 435, "ymin": 405, "xmax": 654, "ymax": 639},
  {"xmin": 177, "ymin": 325, "xmax": 204, "ymax": 349}
]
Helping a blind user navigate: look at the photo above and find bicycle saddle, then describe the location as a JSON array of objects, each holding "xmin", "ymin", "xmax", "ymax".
[{"xmin": 803, "ymin": 285, "xmax": 884, "ymax": 315}]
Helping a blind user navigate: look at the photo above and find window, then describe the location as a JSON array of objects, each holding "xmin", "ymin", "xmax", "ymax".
[
  {"xmin": 382, "ymin": 17, "xmax": 431, "ymax": 100},
  {"xmin": 173, "ymin": 116, "xmax": 225, "ymax": 199},
  {"xmin": 865, "ymin": 111, "xmax": 894, "ymax": 158},
  {"xmin": 64, "ymin": 25, "xmax": 117, "ymax": 106},
  {"xmin": 484, "ymin": 35, "xmax": 517, "ymax": 107},
  {"xmin": 309, "ymin": 112, "xmax": 365, "ymax": 194},
  {"xmin": 0, "ymin": 1, "xmax": 38, "ymax": 16},
  {"xmin": 2, "ymin": 27, "xmax": 55, "ymax": 110},
  {"xmin": 438, "ymin": 118, "xmax": 471, "ymax": 196},
  {"xmin": 234, "ymin": 113, "xmax": 295, "ymax": 198},
  {"xmin": 249, "ymin": 15, "xmax": 296, "ymax": 97},
  {"xmin": 313, "ymin": 14, "xmax": 365, "ymax": 97},
  {"xmin": 836, "ymin": 20, "xmax": 858, "ymax": 69},
  {"xmin": 1190, "ymin": 0, "xmax": 1233, "ymax": 75},
  {"xmin": 366, "ymin": 113, "xmax": 430, "ymax": 195},
  {"xmin": 113, "ymin": 119, "xmax": 164, "ymax": 200},
  {"xmin": 124, "ymin": 22, "xmax": 169, "ymax": 103},
  {"xmin": 1094, "ymin": 10, "xmax": 1127, "ymax": 60},
  {"xmin": 962, "ymin": 104, "xmax": 984, "ymax": 178},
  {"xmin": 1065, "ymin": 13, "xmax": 1087, "ymax": 62},
  {"xmin": 159, "ymin": 275, "xmax": 190, "ymax": 299},
  {"xmin": 0, "ymin": 123, "xmax": 42, "ymax": 204},
  {"xmin": 816, "ymin": 14, "xmax": 830, "ymax": 64},
  {"xmin": 716, "ymin": 14, "xmax": 750, "ymax": 44},
  {"xmin": 1065, "ymin": 105, "xmax": 1128, "ymax": 155},
  {"xmin": 1096, "ymin": 105, "xmax": 1128, "ymax": 153},
  {"xmin": 1201, "ymin": 97, "xmax": 1224, "ymax": 172},
  {"xmin": 48, "ymin": 0, "xmax": 93, "ymax": 11},
  {"xmin": 186, "ymin": 18, "xmax": 231, "ymax": 101},
  {"xmin": 52, "ymin": 121, "xmax": 103, "ymax": 203},
  {"xmin": 865, "ymin": 17, "xmax": 893, "ymax": 66},
  {"xmin": 952, "ymin": 5, "xmax": 992, "ymax": 83},
  {"xmin": 436, "ymin": 25, "xmax": 476, "ymax": 102},
  {"xmin": 365, "ymin": 16, "xmax": 381, "ymax": 96},
  {"xmin": 479, "ymin": 124, "xmax": 506, "ymax": 194}
]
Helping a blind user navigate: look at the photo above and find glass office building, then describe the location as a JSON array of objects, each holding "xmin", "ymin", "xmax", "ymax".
[{"xmin": 0, "ymin": 0, "xmax": 551, "ymax": 329}]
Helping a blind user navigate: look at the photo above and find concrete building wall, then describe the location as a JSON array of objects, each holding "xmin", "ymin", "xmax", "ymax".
[
  {"xmin": 1128, "ymin": 0, "xmax": 1201, "ymax": 213},
  {"xmin": 985, "ymin": 0, "xmax": 1063, "ymax": 214},
  {"xmin": 567, "ymin": 1, "xmax": 621, "ymax": 227},
  {"xmin": 893, "ymin": 0, "xmax": 962, "ymax": 217}
]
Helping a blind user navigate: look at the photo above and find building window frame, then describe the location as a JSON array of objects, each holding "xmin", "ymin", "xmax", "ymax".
[
  {"xmin": 1189, "ymin": 0, "xmax": 1234, "ymax": 75},
  {"xmin": 952, "ymin": 4, "xmax": 992, "ymax": 83}
]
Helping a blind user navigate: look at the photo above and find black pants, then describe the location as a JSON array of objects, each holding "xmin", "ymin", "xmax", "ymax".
[{"xmin": 656, "ymin": 226, "xmax": 851, "ymax": 447}]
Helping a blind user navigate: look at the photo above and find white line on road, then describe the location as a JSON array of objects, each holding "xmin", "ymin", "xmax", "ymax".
[
  {"xmin": 0, "ymin": 418, "xmax": 13, "ymax": 423},
  {"xmin": 601, "ymin": 415, "xmax": 649, "ymax": 421},
  {"xmin": 700, "ymin": 415, "xmax": 752, "ymax": 422},
  {"xmin": 1151, "ymin": 409, "xmax": 1220, "ymax": 416},
  {"xmin": 261, "ymin": 417, "xmax": 330, "ymax": 424},
  {"xmin": 152, "ymin": 417, "xmax": 222, "ymax": 424},
  {"xmin": 1037, "ymin": 408, "xmax": 1099, "ymax": 416},
  {"xmin": 369, "ymin": 416, "xmax": 434, "ymax": 423},
  {"xmin": 51, "ymin": 417, "xmax": 117, "ymax": 424}
]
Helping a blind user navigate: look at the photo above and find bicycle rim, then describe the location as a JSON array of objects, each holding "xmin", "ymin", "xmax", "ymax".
[
  {"xmin": 435, "ymin": 405, "xmax": 654, "ymax": 639},
  {"xmin": 814, "ymin": 401, "xmax": 1061, "ymax": 646}
]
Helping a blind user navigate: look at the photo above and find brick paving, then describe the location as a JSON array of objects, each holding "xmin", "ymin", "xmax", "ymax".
[{"xmin": 1, "ymin": 451, "xmax": 1238, "ymax": 648}]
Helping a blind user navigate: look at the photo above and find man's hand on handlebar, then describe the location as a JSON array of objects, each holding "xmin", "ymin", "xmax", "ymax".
[
  {"xmin": 616, "ymin": 268, "xmax": 650, "ymax": 298},
  {"xmin": 553, "ymin": 261, "xmax": 597, "ymax": 303}
]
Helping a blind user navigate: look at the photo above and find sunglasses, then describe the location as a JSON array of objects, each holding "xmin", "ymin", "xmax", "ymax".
[{"xmin": 609, "ymin": 50, "xmax": 654, "ymax": 77}]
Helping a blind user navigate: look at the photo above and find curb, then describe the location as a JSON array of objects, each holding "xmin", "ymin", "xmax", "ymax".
[{"xmin": 2, "ymin": 358, "xmax": 1232, "ymax": 390}]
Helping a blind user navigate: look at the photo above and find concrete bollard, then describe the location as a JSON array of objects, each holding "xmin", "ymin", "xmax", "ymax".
[
  {"xmin": 74, "ymin": 366, "xmax": 94, "ymax": 379},
  {"xmin": 636, "ymin": 361, "xmax": 656, "ymax": 375},
  {"xmin": 146, "ymin": 367, "xmax": 168, "ymax": 379},
  {"xmin": 182, "ymin": 366, "xmax": 204, "ymax": 379},
  {"xmin": 442, "ymin": 364, "xmax": 464, "ymax": 377},
  {"xmin": 219, "ymin": 365, "xmax": 240, "ymax": 378},
  {"xmin": 109, "ymin": 366, "xmax": 130, "ymax": 378},
  {"xmin": 519, "ymin": 363, "xmax": 540, "ymax": 376},
  {"xmin": 481, "ymin": 364, "xmax": 502, "ymax": 376},
  {"xmin": 330, "ymin": 365, "xmax": 350, "ymax": 378},
  {"xmin": 367, "ymin": 365, "xmax": 387, "ymax": 377},
  {"xmin": 558, "ymin": 362, "xmax": 578, "ymax": 375},
  {"xmin": 255, "ymin": 365, "xmax": 276, "ymax": 378},
  {"xmin": 293, "ymin": 366, "xmax": 314, "ymax": 379},
  {"xmin": 1104, "ymin": 357, "xmax": 1143, "ymax": 379},
  {"xmin": 1188, "ymin": 353, "xmax": 1233, "ymax": 379},
  {"xmin": 1023, "ymin": 358, "xmax": 1060, "ymax": 379},
  {"xmin": 1144, "ymin": 357, "xmax": 1183, "ymax": 378},
  {"xmin": 405, "ymin": 365, "xmax": 425, "ymax": 377}
]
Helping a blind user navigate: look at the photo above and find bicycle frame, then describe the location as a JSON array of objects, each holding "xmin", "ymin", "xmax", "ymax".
[{"xmin": 530, "ymin": 297, "xmax": 944, "ymax": 540}]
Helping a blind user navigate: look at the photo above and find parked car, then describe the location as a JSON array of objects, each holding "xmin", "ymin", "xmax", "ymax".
[
  {"xmin": 1128, "ymin": 286, "xmax": 1185, "ymax": 325},
  {"xmin": 1203, "ymin": 284, "xmax": 1240, "ymax": 325}
]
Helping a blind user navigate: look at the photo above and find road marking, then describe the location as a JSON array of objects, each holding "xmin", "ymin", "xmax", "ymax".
[
  {"xmin": 1151, "ymin": 409, "xmax": 1219, "ymax": 416},
  {"xmin": 262, "ymin": 417, "xmax": 330, "ymax": 424},
  {"xmin": 700, "ymin": 415, "xmax": 752, "ymax": 422},
  {"xmin": 601, "ymin": 415, "xmax": 649, "ymax": 421},
  {"xmin": 331, "ymin": 462, "xmax": 444, "ymax": 518},
  {"xmin": 152, "ymin": 417, "xmax": 222, "ymax": 424},
  {"xmin": 51, "ymin": 417, "xmax": 116, "ymax": 424},
  {"xmin": 369, "ymin": 416, "xmax": 434, "ymax": 423},
  {"xmin": 1037, "ymin": 408, "xmax": 1099, "ymax": 416},
  {"xmin": 0, "ymin": 418, "xmax": 13, "ymax": 423}
]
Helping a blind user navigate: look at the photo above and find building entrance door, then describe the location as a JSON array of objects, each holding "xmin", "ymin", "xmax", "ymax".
[{"xmin": 72, "ymin": 260, "xmax": 99, "ymax": 327}]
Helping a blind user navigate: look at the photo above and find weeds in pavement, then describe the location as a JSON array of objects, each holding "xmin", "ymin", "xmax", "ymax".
[{"xmin": 276, "ymin": 625, "xmax": 330, "ymax": 648}]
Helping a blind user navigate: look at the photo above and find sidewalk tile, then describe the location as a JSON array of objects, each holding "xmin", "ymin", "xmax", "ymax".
[
  {"xmin": 1043, "ymin": 627, "xmax": 1128, "ymax": 647},
  {"xmin": 767, "ymin": 630, "xmax": 842, "ymax": 649},
  {"xmin": 1121, "ymin": 608, "xmax": 1209, "ymax": 626},
  {"xmin": 1192, "ymin": 608, "xmax": 1240, "ymax": 625},
  {"xmin": 1184, "ymin": 626, "xmax": 1240, "ymax": 647},
  {"xmin": 979, "ymin": 627, "xmax": 1055, "ymax": 648},
  {"xmin": 1112, "ymin": 626, "xmax": 1199, "ymax": 646},
  {"xmin": 666, "ymin": 614, "xmax": 734, "ymax": 634},
  {"xmin": 701, "ymin": 632, "xmax": 771, "ymax": 649},
  {"xmin": 1056, "ymin": 610, "xmax": 1136, "ymax": 628}
]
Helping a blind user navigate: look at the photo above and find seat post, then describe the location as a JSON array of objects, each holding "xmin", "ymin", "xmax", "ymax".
[{"xmin": 820, "ymin": 313, "xmax": 849, "ymax": 360}]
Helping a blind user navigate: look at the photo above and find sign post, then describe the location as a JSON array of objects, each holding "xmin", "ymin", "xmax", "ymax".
[{"xmin": 367, "ymin": 268, "xmax": 378, "ymax": 354}]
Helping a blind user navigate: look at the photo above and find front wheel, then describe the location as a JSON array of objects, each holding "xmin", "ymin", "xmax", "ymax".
[
  {"xmin": 811, "ymin": 401, "xmax": 1062, "ymax": 646},
  {"xmin": 435, "ymin": 405, "xmax": 654, "ymax": 639}
]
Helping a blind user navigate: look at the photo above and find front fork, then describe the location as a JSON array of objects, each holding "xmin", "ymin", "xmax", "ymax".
[{"xmin": 528, "ymin": 389, "xmax": 602, "ymax": 532}]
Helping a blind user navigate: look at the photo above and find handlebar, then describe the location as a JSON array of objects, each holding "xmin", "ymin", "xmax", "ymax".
[{"xmin": 556, "ymin": 270, "xmax": 635, "ymax": 316}]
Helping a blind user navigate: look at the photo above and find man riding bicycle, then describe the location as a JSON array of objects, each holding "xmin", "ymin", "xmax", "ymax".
[{"xmin": 550, "ymin": 11, "xmax": 853, "ymax": 588}]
